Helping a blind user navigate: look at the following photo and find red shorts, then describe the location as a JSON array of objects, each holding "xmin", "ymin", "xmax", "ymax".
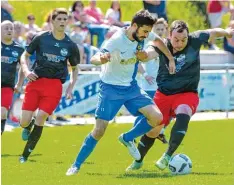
[
  {"xmin": 22, "ymin": 78, "xmax": 62, "ymax": 115},
  {"xmin": 154, "ymin": 90, "xmax": 199, "ymax": 126},
  {"xmin": 1, "ymin": 87, "xmax": 14, "ymax": 110}
]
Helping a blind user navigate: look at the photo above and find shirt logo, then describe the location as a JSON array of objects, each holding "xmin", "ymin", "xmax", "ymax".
[
  {"xmin": 54, "ymin": 43, "xmax": 60, "ymax": 47},
  {"xmin": 120, "ymin": 51, "xmax": 127, "ymax": 54},
  {"xmin": 60, "ymin": 48, "xmax": 68, "ymax": 56},
  {"xmin": 5, "ymin": 47, "xmax": 10, "ymax": 50},
  {"xmin": 12, "ymin": 51, "xmax": 19, "ymax": 57}
]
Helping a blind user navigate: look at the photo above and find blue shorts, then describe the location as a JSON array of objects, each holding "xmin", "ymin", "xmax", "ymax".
[
  {"xmin": 95, "ymin": 81, "xmax": 154, "ymax": 121},
  {"xmin": 145, "ymin": 91, "xmax": 156, "ymax": 99}
]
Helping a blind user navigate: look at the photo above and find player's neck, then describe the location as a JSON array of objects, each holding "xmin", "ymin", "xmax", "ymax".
[
  {"xmin": 1, "ymin": 38, "xmax": 13, "ymax": 45},
  {"xmin": 126, "ymin": 27, "xmax": 135, "ymax": 41},
  {"xmin": 52, "ymin": 30, "xmax": 65, "ymax": 40}
]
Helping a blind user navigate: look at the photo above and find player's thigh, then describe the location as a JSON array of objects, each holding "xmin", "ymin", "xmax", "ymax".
[
  {"xmin": 124, "ymin": 91, "xmax": 154, "ymax": 117},
  {"xmin": 172, "ymin": 92, "xmax": 199, "ymax": 116},
  {"xmin": 153, "ymin": 90, "xmax": 173, "ymax": 125},
  {"xmin": 1, "ymin": 87, "xmax": 14, "ymax": 110},
  {"xmin": 95, "ymin": 95, "xmax": 124, "ymax": 121},
  {"xmin": 39, "ymin": 79, "xmax": 62, "ymax": 115},
  {"xmin": 22, "ymin": 83, "xmax": 40, "ymax": 112},
  {"xmin": 20, "ymin": 110, "xmax": 34, "ymax": 127}
]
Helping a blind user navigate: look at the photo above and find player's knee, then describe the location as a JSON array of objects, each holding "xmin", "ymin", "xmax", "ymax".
[
  {"xmin": 149, "ymin": 112, "xmax": 163, "ymax": 127},
  {"xmin": 1, "ymin": 107, "xmax": 8, "ymax": 119},
  {"xmin": 92, "ymin": 127, "xmax": 106, "ymax": 140},
  {"xmin": 176, "ymin": 104, "xmax": 192, "ymax": 116}
]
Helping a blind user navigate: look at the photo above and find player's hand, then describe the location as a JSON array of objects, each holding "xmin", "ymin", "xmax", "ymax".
[
  {"xmin": 25, "ymin": 70, "xmax": 38, "ymax": 82},
  {"xmin": 100, "ymin": 52, "xmax": 110, "ymax": 64},
  {"xmin": 14, "ymin": 84, "xmax": 21, "ymax": 93},
  {"xmin": 136, "ymin": 50, "xmax": 148, "ymax": 61},
  {"xmin": 65, "ymin": 86, "xmax": 73, "ymax": 99},
  {"xmin": 225, "ymin": 27, "xmax": 234, "ymax": 38},
  {"xmin": 168, "ymin": 58, "xmax": 176, "ymax": 75},
  {"xmin": 144, "ymin": 75, "xmax": 155, "ymax": 85}
]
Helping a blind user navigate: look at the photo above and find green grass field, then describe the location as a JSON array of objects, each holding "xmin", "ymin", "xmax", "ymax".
[{"xmin": 2, "ymin": 119, "xmax": 234, "ymax": 185}]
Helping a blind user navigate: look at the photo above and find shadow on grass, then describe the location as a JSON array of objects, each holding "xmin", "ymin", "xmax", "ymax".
[
  {"xmin": 116, "ymin": 172, "xmax": 173, "ymax": 179},
  {"xmin": 1, "ymin": 153, "xmax": 42, "ymax": 158},
  {"xmin": 191, "ymin": 172, "xmax": 234, "ymax": 176}
]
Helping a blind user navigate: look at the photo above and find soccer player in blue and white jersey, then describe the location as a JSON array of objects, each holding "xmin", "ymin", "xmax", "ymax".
[{"xmin": 66, "ymin": 9, "xmax": 175, "ymax": 176}]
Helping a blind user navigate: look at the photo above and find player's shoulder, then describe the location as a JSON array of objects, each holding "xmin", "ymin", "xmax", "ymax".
[
  {"xmin": 189, "ymin": 30, "xmax": 210, "ymax": 39},
  {"xmin": 64, "ymin": 33, "xmax": 77, "ymax": 46},
  {"xmin": 12, "ymin": 41, "xmax": 25, "ymax": 53}
]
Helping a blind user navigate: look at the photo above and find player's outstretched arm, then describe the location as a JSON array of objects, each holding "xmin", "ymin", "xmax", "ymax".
[
  {"xmin": 151, "ymin": 38, "xmax": 175, "ymax": 74},
  {"xmin": 207, "ymin": 27, "xmax": 234, "ymax": 42},
  {"xmin": 90, "ymin": 52, "xmax": 110, "ymax": 66}
]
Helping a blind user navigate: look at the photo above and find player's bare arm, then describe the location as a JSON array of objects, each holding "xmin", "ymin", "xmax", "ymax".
[
  {"xmin": 151, "ymin": 37, "xmax": 176, "ymax": 74},
  {"xmin": 207, "ymin": 27, "xmax": 234, "ymax": 42},
  {"xmin": 14, "ymin": 67, "xmax": 25, "ymax": 93},
  {"xmin": 66, "ymin": 65, "xmax": 79, "ymax": 99},
  {"xmin": 20, "ymin": 51, "xmax": 38, "ymax": 82},
  {"xmin": 90, "ymin": 52, "xmax": 110, "ymax": 66}
]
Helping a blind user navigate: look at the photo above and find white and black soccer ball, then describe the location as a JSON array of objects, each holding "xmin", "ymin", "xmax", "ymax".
[{"xmin": 168, "ymin": 154, "xmax": 192, "ymax": 175}]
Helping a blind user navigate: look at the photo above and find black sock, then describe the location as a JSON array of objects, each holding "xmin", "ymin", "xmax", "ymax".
[
  {"xmin": 166, "ymin": 114, "xmax": 190, "ymax": 157},
  {"xmin": 22, "ymin": 125, "xmax": 43, "ymax": 159},
  {"xmin": 1, "ymin": 119, "xmax": 6, "ymax": 135},
  {"xmin": 136, "ymin": 134, "xmax": 156, "ymax": 163},
  {"xmin": 24, "ymin": 118, "xmax": 35, "ymax": 131}
]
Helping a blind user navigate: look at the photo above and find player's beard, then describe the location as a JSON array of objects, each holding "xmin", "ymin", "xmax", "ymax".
[{"xmin": 132, "ymin": 27, "xmax": 143, "ymax": 42}]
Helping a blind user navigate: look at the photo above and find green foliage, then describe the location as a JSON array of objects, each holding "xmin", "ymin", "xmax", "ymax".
[
  {"xmin": 9, "ymin": 1, "xmax": 232, "ymax": 31},
  {"xmin": 2, "ymin": 120, "xmax": 234, "ymax": 185}
]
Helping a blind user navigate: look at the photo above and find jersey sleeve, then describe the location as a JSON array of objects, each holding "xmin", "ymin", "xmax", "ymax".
[
  {"xmin": 26, "ymin": 33, "xmax": 41, "ymax": 55},
  {"xmin": 100, "ymin": 32, "xmax": 119, "ymax": 53},
  {"xmin": 68, "ymin": 42, "xmax": 80, "ymax": 66},
  {"xmin": 191, "ymin": 30, "xmax": 210, "ymax": 46}
]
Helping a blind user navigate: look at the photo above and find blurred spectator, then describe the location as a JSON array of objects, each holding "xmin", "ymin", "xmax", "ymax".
[
  {"xmin": 152, "ymin": 17, "xmax": 168, "ymax": 38},
  {"xmin": 65, "ymin": 14, "xmax": 75, "ymax": 36},
  {"xmin": 143, "ymin": 0, "xmax": 168, "ymax": 21},
  {"xmin": 105, "ymin": 0, "xmax": 125, "ymax": 27},
  {"xmin": 223, "ymin": 20, "xmax": 234, "ymax": 54},
  {"xmin": 13, "ymin": 21, "xmax": 26, "ymax": 47},
  {"xmin": 71, "ymin": 1, "xmax": 109, "ymax": 48},
  {"xmin": 1, "ymin": 0, "xmax": 13, "ymax": 22},
  {"xmin": 25, "ymin": 14, "xmax": 41, "ymax": 32},
  {"xmin": 41, "ymin": 11, "xmax": 53, "ymax": 31},
  {"xmin": 84, "ymin": 0, "xmax": 109, "ymax": 24},
  {"xmin": 207, "ymin": 0, "xmax": 234, "ymax": 50},
  {"xmin": 70, "ymin": 22, "xmax": 99, "ymax": 64},
  {"xmin": 71, "ymin": 1, "xmax": 97, "ymax": 23}
]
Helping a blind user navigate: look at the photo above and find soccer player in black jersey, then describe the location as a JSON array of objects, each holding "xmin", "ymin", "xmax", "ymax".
[{"xmin": 19, "ymin": 8, "xmax": 80, "ymax": 163}]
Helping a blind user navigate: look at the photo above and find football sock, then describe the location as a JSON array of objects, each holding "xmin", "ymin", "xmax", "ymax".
[
  {"xmin": 166, "ymin": 114, "xmax": 190, "ymax": 157},
  {"xmin": 136, "ymin": 134, "xmax": 156, "ymax": 163},
  {"xmin": 74, "ymin": 133, "xmax": 98, "ymax": 169},
  {"xmin": 123, "ymin": 116, "xmax": 153, "ymax": 142},
  {"xmin": 1, "ymin": 119, "xmax": 6, "ymax": 135},
  {"xmin": 22, "ymin": 125, "xmax": 43, "ymax": 159}
]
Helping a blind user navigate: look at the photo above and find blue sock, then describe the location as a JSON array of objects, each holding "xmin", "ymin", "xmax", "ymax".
[
  {"xmin": 74, "ymin": 133, "xmax": 98, "ymax": 169},
  {"xmin": 133, "ymin": 115, "xmax": 144, "ymax": 127},
  {"xmin": 123, "ymin": 116, "xmax": 153, "ymax": 142}
]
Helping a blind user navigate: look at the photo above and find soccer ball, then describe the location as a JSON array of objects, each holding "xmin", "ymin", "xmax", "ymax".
[{"xmin": 168, "ymin": 154, "xmax": 192, "ymax": 175}]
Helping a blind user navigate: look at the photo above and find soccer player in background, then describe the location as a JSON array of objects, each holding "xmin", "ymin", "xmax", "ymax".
[
  {"xmin": 126, "ymin": 20, "xmax": 234, "ymax": 171},
  {"xmin": 138, "ymin": 17, "xmax": 169, "ymax": 144},
  {"xmin": 1, "ymin": 20, "xmax": 25, "ymax": 135},
  {"xmin": 19, "ymin": 8, "xmax": 80, "ymax": 163},
  {"xmin": 66, "ymin": 9, "xmax": 176, "ymax": 176}
]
